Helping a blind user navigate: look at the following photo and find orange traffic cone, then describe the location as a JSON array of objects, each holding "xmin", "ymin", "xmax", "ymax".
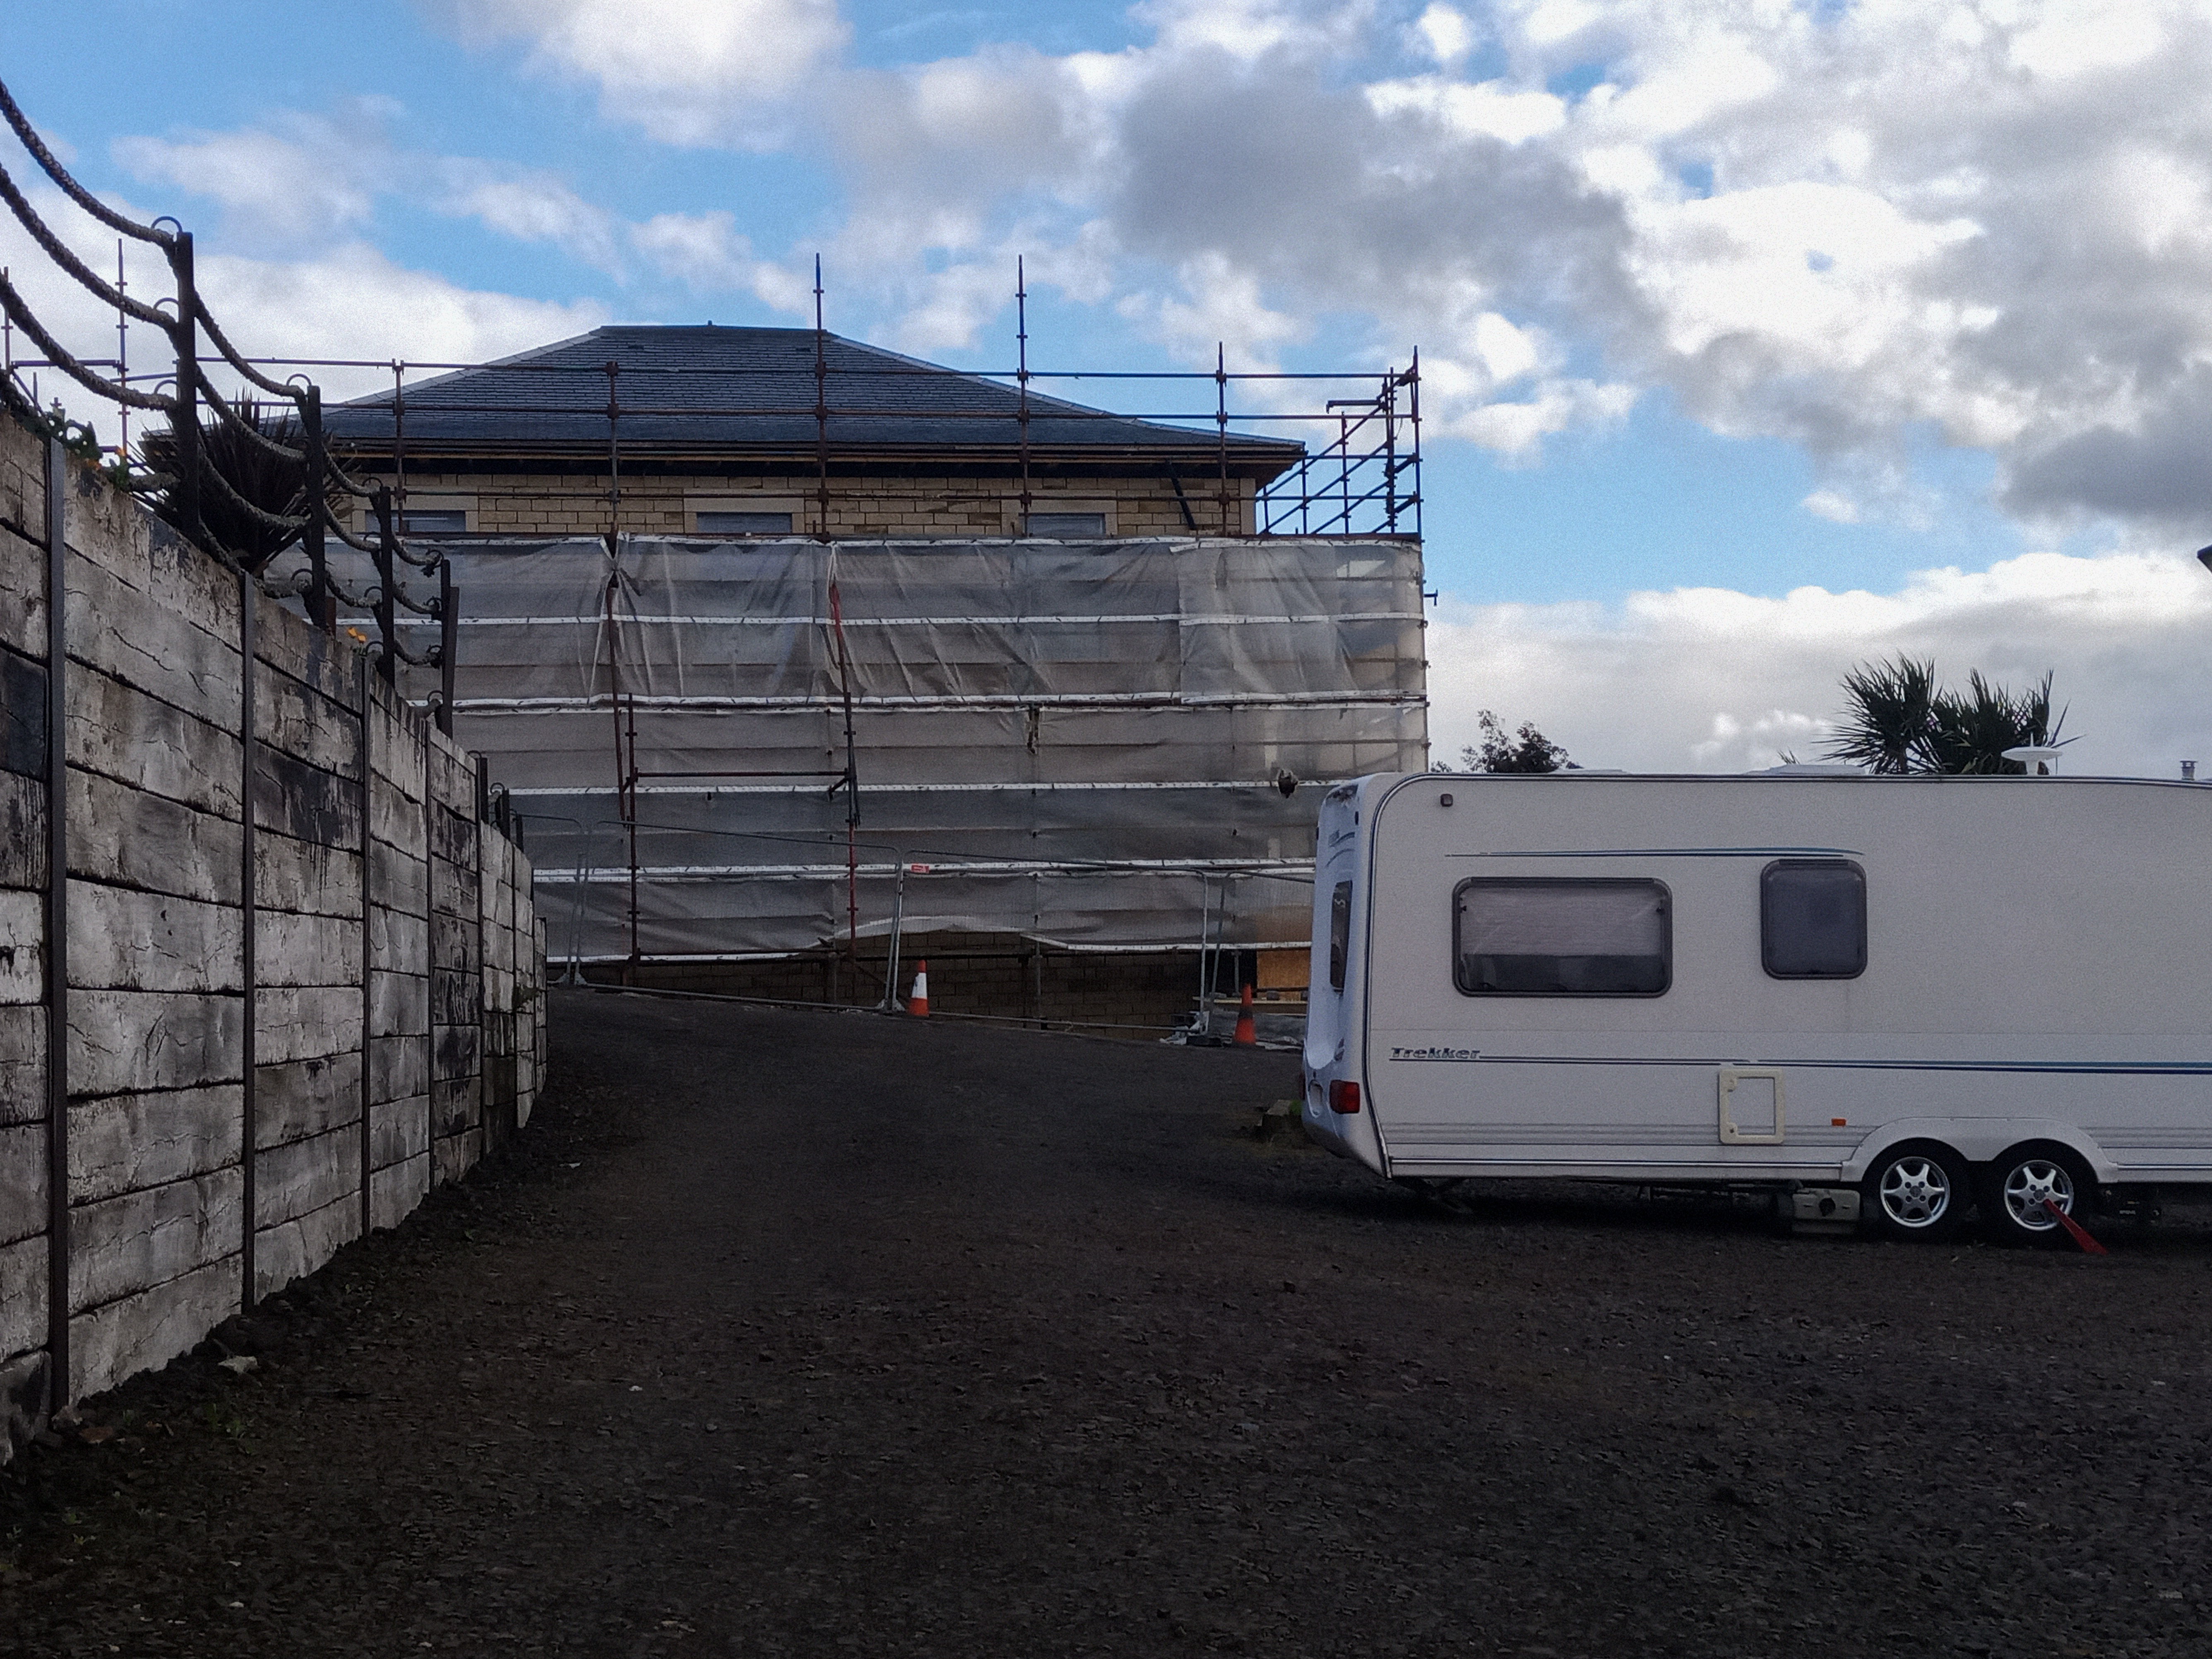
[
  {"xmin": 906, "ymin": 960, "xmax": 930, "ymax": 1017},
  {"xmin": 1233, "ymin": 983, "xmax": 1257, "ymax": 1046}
]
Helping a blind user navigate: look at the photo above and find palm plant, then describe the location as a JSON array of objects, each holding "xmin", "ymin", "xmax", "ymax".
[
  {"xmin": 1923, "ymin": 671, "xmax": 2067, "ymax": 774},
  {"xmin": 1822, "ymin": 655, "xmax": 1935, "ymax": 774},
  {"xmin": 140, "ymin": 397, "xmax": 314, "ymax": 572},
  {"xmin": 1822, "ymin": 658, "xmax": 2070, "ymax": 775}
]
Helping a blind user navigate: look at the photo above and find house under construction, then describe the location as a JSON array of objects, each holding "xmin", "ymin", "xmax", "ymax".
[{"xmin": 300, "ymin": 321, "xmax": 1429, "ymax": 1035}]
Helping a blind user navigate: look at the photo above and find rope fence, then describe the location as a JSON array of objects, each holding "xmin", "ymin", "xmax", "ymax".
[{"xmin": 0, "ymin": 77, "xmax": 455, "ymax": 720}]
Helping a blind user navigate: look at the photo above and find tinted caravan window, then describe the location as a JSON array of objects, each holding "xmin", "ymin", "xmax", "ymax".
[
  {"xmin": 1453, "ymin": 879, "xmax": 1671, "ymax": 996},
  {"xmin": 1762, "ymin": 859, "xmax": 1866, "ymax": 979},
  {"xmin": 1329, "ymin": 881, "xmax": 1352, "ymax": 991}
]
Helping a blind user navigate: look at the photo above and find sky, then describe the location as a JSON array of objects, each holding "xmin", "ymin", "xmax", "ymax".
[{"xmin": 8, "ymin": 0, "xmax": 2212, "ymax": 774}]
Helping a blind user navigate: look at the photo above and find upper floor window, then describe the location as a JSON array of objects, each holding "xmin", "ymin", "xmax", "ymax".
[
  {"xmin": 399, "ymin": 510, "xmax": 466, "ymax": 534},
  {"xmin": 697, "ymin": 511, "xmax": 794, "ymax": 535},
  {"xmin": 1024, "ymin": 512, "xmax": 1107, "ymax": 537}
]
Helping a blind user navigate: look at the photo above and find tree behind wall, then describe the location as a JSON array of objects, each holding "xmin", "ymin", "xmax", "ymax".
[
  {"xmin": 1822, "ymin": 655, "xmax": 2069, "ymax": 775},
  {"xmin": 1456, "ymin": 710, "xmax": 1570, "ymax": 773}
]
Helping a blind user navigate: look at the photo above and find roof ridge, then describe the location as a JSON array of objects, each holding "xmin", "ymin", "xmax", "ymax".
[{"xmin": 322, "ymin": 322, "xmax": 1306, "ymax": 460}]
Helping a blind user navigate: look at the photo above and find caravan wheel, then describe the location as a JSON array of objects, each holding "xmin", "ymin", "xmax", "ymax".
[
  {"xmin": 1981, "ymin": 1146, "xmax": 2091, "ymax": 1248},
  {"xmin": 1863, "ymin": 1144, "xmax": 1971, "ymax": 1242}
]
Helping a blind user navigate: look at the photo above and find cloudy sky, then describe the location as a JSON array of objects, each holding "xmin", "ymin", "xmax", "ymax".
[{"xmin": 9, "ymin": 0, "xmax": 2212, "ymax": 774}]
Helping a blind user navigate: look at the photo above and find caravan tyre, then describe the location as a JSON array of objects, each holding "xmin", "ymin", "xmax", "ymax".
[
  {"xmin": 1862, "ymin": 1144, "xmax": 1971, "ymax": 1242},
  {"xmin": 1981, "ymin": 1146, "xmax": 2092, "ymax": 1248}
]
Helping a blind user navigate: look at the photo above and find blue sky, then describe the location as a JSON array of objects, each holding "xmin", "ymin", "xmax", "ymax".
[{"xmin": 7, "ymin": 0, "xmax": 2212, "ymax": 770}]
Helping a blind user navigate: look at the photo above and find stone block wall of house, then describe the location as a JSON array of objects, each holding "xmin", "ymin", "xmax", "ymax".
[
  {"xmin": 349, "ymin": 469, "xmax": 1260, "ymax": 540},
  {"xmin": 0, "ymin": 406, "xmax": 546, "ymax": 1464}
]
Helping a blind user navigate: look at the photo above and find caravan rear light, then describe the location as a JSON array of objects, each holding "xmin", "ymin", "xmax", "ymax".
[{"xmin": 1328, "ymin": 1080, "xmax": 1362, "ymax": 1114}]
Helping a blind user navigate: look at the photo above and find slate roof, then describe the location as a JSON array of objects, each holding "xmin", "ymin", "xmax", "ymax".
[{"xmin": 325, "ymin": 325, "xmax": 1304, "ymax": 472}]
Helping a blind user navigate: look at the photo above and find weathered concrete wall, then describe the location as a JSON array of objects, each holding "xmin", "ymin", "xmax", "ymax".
[{"xmin": 0, "ymin": 409, "xmax": 546, "ymax": 1463}]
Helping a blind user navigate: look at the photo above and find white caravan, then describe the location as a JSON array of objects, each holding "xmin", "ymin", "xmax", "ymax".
[{"xmin": 1301, "ymin": 770, "xmax": 2212, "ymax": 1243}]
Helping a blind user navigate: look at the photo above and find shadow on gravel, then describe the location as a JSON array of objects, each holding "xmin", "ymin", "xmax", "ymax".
[{"xmin": 8, "ymin": 988, "xmax": 2212, "ymax": 1659}]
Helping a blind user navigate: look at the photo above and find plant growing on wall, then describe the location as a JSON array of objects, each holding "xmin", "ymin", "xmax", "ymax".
[{"xmin": 140, "ymin": 398, "xmax": 326, "ymax": 572}]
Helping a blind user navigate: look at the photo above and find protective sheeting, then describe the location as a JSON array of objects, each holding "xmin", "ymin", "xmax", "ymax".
[{"xmin": 296, "ymin": 534, "xmax": 1426, "ymax": 964}]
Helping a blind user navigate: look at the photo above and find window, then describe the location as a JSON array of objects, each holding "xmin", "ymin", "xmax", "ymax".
[
  {"xmin": 1024, "ymin": 512, "xmax": 1107, "ymax": 537},
  {"xmin": 399, "ymin": 509, "xmax": 466, "ymax": 534},
  {"xmin": 1453, "ymin": 878, "xmax": 1671, "ymax": 997},
  {"xmin": 1761, "ymin": 860, "xmax": 1866, "ymax": 979},
  {"xmin": 1329, "ymin": 881, "xmax": 1352, "ymax": 991},
  {"xmin": 696, "ymin": 511, "xmax": 794, "ymax": 535}
]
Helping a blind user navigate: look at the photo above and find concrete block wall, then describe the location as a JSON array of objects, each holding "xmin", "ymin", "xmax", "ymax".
[
  {"xmin": 0, "ymin": 424, "xmax": 56, "ymax": 1457},
  {"xmin": 0, "ymin": 408, "xmax": 542, "ymax": 1463}
]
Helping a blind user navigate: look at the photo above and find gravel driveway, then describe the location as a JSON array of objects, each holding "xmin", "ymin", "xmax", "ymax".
[{"xmin": 7, "ymin": 986, "xmax": 2212, "ymax": 1657}]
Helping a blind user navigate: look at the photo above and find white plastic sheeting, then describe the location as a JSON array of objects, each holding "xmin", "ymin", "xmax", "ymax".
[{"xmin": 320, "ymin": 535, "xmax": 1427, "ymax": 964}]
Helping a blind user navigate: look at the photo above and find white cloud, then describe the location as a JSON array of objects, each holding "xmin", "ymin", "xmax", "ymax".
[
  {"xmin": 105, "ymin": 113, "xmax": 802, "ymax": 296},
  {"xmin": 195, "ymin": 244, "xmax": 608, "ymax": 399},
  {"xmin": 431, "ymin": 162, "xmax": 625, "ymax": 276},
  {"xmin": 1366, "ymin": 75, "xmax": 1568, "ymax": 144},
  {"xmin": 1801, "ymin": 488, "xmax": 1861, "ymax": 525},
  {"xmin": 0, "ymin": 176, "xmax": 604, "ymax": 430},
  {"xmin": 424, "ymin": 0, "xmax": 849, "ymax": 146},
  {"xmin": 108, "ymin": 114, "xmax": 635, "ymax": 279},
  {"xmin": 111, "ymin": 111, "xmax": 392, "ymax": 242},
  {"xmin": 66, "ymin": 0, "xmax": 2212, "ymax": 532},
  {"xmin": 1133, "ymin": 0, "xmax": 1366, "ymax": 63},
  {"xmin": 2009, "ymin": 0, "xmax": 2166, "ymax": 79},
  {"xmin": 1425, "ymin": 548, "xmax": 2212, "ymax": 777},
  {"xmin": 1119, "ymin": 252, "xmax": 1309, "ymax": 369},
  {"xmin": 1435, "ymin": 375, "xmax": 1636, "ymax": 456},
  {"xmin": 668, "ymin": 0, "xmax": 2212, "ymax": 517},
  {"xmin": 1414, "ymin": 4, "xmax": 1478, "ymax": 68},
  {"xmin": 626, "ymin": 212, "xmax": 822, "ymax": 319},
  {"xmin": 634, "ymin": 211, "xmax": 751, "ymax": 291}
]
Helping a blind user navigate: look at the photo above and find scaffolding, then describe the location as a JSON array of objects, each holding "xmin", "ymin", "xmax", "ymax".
[{"xmin": 299, "ymin": 531, "xmax": 1427, "ymax": 994}]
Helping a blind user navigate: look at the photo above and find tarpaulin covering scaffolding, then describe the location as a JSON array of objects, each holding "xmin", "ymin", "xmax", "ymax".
[{"xmin": 331, "ymin": 534, "xmax": 1426, "ymax": 970}]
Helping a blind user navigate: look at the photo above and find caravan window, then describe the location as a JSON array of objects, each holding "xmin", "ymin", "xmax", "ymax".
[
  {"xmin": 1762, "ymin": 860, "xmax": 1866, "ymax": 979},
  {"xmin": 1329, "ymin": 882, "xmax": 1352, "ymax": 991},
  {"xmin": 1452, "ymin": 879, "xmax": 1671, "ymax": 997}
]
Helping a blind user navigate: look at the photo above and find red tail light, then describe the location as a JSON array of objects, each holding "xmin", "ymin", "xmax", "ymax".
[{"xmin": 1327, "ymin": 1080, "xmax": 1361, "ymax": 1114}]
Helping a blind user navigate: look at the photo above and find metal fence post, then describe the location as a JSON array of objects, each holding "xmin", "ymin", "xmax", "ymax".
[
  {"xmin": 421, "ymin": 717, "xmax": 435, "ymax": 1188},
  {"xmin": 371, "ymin": 485, "xmax": 397, "ymax": 686},
  {"xmin": 358, "ymin": 651, "xmax": 373, "ymax": 1240},
  {"xmin": 167, "ymin": 231, "xmax": 200, "ymax": 546},
  {"xmin": 303, "ymin": 385, "xmax": 329, "ymax": 630},
  {"xmin": 238, "ymin": 570, "xmax": 257, "ymax": 1313},
  {"xmin": 437, "ymin": 561, "xmax": 457, "ymax": 737}
]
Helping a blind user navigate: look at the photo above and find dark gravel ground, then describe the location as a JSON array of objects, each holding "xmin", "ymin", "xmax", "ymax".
[{"xmin": 7, "ymin": 986, "xmax": 2212, "ymax": 1658}]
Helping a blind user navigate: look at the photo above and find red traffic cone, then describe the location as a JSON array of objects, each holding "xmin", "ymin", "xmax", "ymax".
[
  {"xmin": 906, "ymin": 960, "xmax": 930, "ymax": 1017},
  {"xmin": 1233, "ymin": 983, "xmax": 1257, "ymax": 1046}
]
